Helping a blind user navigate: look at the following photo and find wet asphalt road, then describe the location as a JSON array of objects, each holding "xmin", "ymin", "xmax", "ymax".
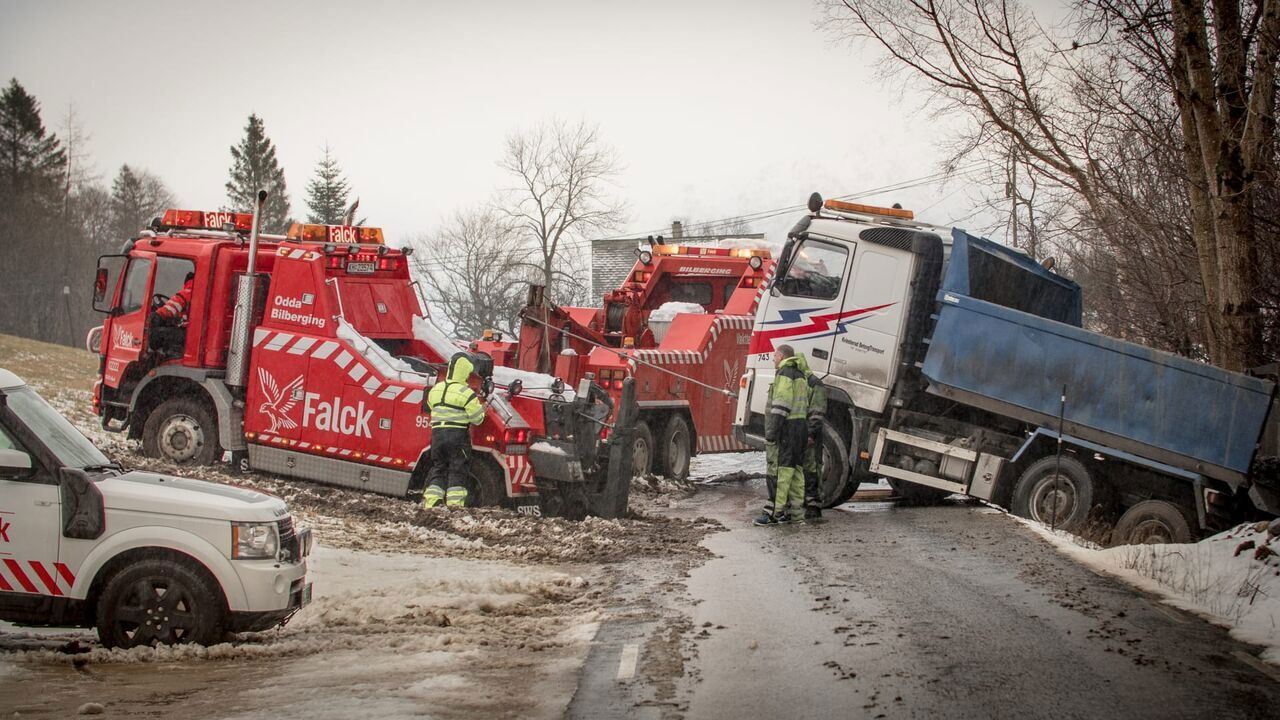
[{"xmin": 570, "ymin": 482, "xmax": 1280, "ymax": 720}]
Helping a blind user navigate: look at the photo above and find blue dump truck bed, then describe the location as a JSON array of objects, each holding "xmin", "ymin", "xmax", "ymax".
[{"xmin": 921, "ymin": 230, "xmax": 1276, "ymax": 486}]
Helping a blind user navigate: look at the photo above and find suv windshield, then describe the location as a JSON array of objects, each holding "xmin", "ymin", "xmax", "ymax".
[{"xmin": 4, "ymin": 386, "xmax": 111, "ymax": 469}]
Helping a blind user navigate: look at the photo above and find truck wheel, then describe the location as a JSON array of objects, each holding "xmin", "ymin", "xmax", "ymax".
[
  {"xmin": 143, "ymin": 396, "xmax": 222, "ymax": 466},
  {"xmin": 816, "ymin": 423, "xmax": 854, "ymax": 508},
  {"xmin": 467, "ymin": 457, "xmax": 506, "ymax": 508},
  {"xmin": 656, "ymin": 415, "xmax": 692, "ymax": 481},
  {"xmin": 887, "ymin": 479, "xmax": 952, "ymax": 505},
  {"xmin": 1113, "ymin": 500, "xmax": 1194, "ymax": 545},
  {"xmin": 632, "ymin": 421, "xmax": 655, "ymax": 478},
  {"xmin": 1011, "ymin": 455, "xmax": 1094, "ymax": 530},
  {"xmin": 95, "ymin": 557, "xmax": 225, "ymax": 648}
]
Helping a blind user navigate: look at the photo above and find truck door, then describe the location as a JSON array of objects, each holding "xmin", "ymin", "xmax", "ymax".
[
  {"xmin": 102, "ymin": 255, "xmax": 154, "ymax": 388},
  {"xmin": 0, "ymin": 424, "xmax": 63, "ymax": 597},
  {"xmin": 827, "ymin": 247, "xmax": 910, "ymax": 401},
  {"xmin": 756, "ymin": 236, "xmax": 852, "ymax": 376}
]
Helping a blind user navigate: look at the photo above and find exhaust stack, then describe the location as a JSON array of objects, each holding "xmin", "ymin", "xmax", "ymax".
[{"xmin": 226, "ymin": 189, "xmax": 268, "ymax": 389}]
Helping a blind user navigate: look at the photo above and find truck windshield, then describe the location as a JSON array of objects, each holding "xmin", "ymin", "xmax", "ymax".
[{"xmin": 4, "ymin": 386, "xmax": 112, "ymax": 469}]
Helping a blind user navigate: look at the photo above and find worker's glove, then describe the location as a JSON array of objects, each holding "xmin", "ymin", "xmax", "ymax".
[{"xmin": 764, "ymin": 418, "xmax": 779, "ymax": 444}]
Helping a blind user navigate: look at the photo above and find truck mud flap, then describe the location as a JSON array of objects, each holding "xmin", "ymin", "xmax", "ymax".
[{"xmin": 590, "ymin": 378, "xmax": 638, "ymax": 519}]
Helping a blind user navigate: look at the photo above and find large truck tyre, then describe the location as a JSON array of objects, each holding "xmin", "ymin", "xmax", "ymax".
[
  {"xmin": 95, "ymin": 557, "xmax": 226, "ymax": 648},
  {"xmin": 887, "ymin": 479, "xmax": 952, "ymax": 505},
  {"xmin": 631, "ymin": 420, "xmax": 655, "ymax": 478},
  {"xmin": 656, "ymin": 414, "xmax": 692, "ymax": 481},
  {"xmin": 468, "ymin": 457, "xmax": 506, "ymax": 508},
  {"xmin": 1113, "ymin": 499, "xmax": 1194, "ymax": 545},
  {"xmin": 1011, "ymin": 455, "xmax": 1095, "ymax": 530},
  {"xmin": 142, "ymin": 396, "xmax": 222, "ymax": 466},
  {"xmin": 817, "ymin": 422, "xmax": 855, "ymax": 507}
]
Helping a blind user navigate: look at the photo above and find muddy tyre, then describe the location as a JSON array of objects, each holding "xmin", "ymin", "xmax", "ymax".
[
  {"xmin": 1011, "ymin": 455, "xmax": 1095, "ymax": 531},
  {"xmin": 1113, "ymin": 499, "xmax": 1194, "ymax": 545},
  {"xmin": 96, "ymin": 557, "xmax": 225, "ymax": 648},
  {"xmin": 632, "ymin": 420, "xmax": 655, "ymax": 478},
  {"xmin": 142, "ymin": 396, "xmax": 222, "ymax": 466},
  {"xmin": 467, "ymin": 456, "xmax": 506, "ymax": 508},
  {"xmin": 815, "ymin": 422, "xmax": 854, "ymax": 508},
  {"xmin": 656, "ymin": 414, "xmax": 692, "ymax": 481}
]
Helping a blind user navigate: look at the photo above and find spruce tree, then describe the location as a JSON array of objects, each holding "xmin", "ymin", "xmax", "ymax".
[
  {"xmin": 304, "ymin": 144, "xmax": 351, "ymax": 224},
  {"xmin": 0, "ymin": 78, "xmax": 66, "ymax": 208},
  {"xmin": 110, "ymin": 164, "xmax": 175, "ymax": 239},
  {"xmin": 225, "ymin": 113, "xmax": 291, "ymax": 233}
]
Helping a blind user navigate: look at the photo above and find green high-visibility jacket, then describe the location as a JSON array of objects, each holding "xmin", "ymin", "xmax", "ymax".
[
  {"xmin": 427, "ymin": 354, "xmax": 486, "ymax": 429},
  {"xmin": 794, "ymin": 354, "xmax": 827, "ymax": 438},
  {"xmin": 766, "ymin": 355, "xmax": 809, "ymax": 441}
]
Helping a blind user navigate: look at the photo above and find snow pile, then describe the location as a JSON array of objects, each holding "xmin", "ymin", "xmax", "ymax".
[
  {"xmin": 494, "ymin": 365, "xmax": 575, "ymax": 400},
  {"xmin": 412, "ymin": 313, "xmax": 464, "ymax": 359},
  {"xmin": 335, "ymin": 318, "xmax": 424, "ymax": 383},
  {"xmin": 1022, "ymin": 519, "xmax": 1280, "ymax": 664},
  {"xmin": 649, "ymin": 302, "xmax": 706, "ymax": 323},
  {"xmin": 529, "ymin": 441, "xmax": 568, "ymax": 457}
]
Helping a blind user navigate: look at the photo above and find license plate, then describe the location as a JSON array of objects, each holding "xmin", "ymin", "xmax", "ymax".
[
  {"xmin": 347, "ymin": 261, "xmax": 376, "ymax": 274},
  {"xmin": 300, "ymin": 582, "xmax": 313, "ymax": 607}
]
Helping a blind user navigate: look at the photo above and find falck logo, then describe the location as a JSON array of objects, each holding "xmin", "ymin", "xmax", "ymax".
[{"xmin": 257, "ymin": 367, "xmax": 304, "ymax": 434}]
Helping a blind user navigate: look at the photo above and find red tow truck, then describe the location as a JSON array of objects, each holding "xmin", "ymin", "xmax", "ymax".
[
  {"xmin": 474, "ymin": 243, "xmax": 774, "ymax": 480},
  {"xmin": 88, "ymin": 195, "xmax": 635, "ymax": 518}
]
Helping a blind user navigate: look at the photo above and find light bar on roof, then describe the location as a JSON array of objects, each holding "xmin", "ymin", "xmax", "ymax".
[
  {"xmin": 162, "ymin": 209, "xmax": 255, "ymax": 232},
  {"xmin": 824, "ymin": 199, "xmax": 914, "ymax": 220},
  {"xmin": 287, "ymin": 222, "xmax": 385, "ymax": 245}
]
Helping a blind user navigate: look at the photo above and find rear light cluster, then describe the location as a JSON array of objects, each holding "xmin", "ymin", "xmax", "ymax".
[
  {"xmin": 633, "ymin": 270, "xmax": 651, "ymax": 283},
  {"xmin": 503, "ymin": 428, "xmax": 531, "ymax": 455},
  {"xmin": 598, "ymin": 368, "xmax": 628, "ymax": 390}
]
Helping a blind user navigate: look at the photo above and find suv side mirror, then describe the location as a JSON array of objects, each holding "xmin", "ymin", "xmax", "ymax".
[{"xmin": 0, "ymin": 448, "xmax": 32, "ymax": 479}]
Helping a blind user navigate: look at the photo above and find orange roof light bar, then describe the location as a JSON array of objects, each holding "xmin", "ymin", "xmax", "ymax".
[
  {"xmin": 287, "ymin": 222, "xmax": 385, "ymax": 245},
  {"xmin": 823, "ymin": 199, "xmax": 915, "ymax": 220},
  {"xmin": 162, "ymin": 209, "xmax": 255, "ymax": 233}
]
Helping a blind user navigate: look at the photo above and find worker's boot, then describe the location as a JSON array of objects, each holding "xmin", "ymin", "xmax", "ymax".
[
  {"xmin": 804, "ymin": 505, "xmax": 822, "ymax": 521},
  {"xmin": 445, "ymin": 486, "xmax": 468, "ymax": 508},
  {"xmin": 422, "ymin": 485, "xmax": 445, "ymax": 509},
  {"xmin": 753, "ymin": 510, "xmax": 777, "ymax": 526}
]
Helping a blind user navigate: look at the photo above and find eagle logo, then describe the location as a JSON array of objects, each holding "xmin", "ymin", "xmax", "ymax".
[{"xmin": 257, "ymin": 368, "xmax": 304, "ymax": 434}]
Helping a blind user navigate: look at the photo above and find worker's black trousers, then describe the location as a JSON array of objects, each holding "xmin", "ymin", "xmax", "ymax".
[{"xmin": 427, "ymin": 426, "xmax": 471, "ymax": 490}]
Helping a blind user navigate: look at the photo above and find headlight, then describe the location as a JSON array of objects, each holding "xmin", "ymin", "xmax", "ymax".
[{"xmin": 231, "ymin": 522, "xmax": 280, "ymax": 559}]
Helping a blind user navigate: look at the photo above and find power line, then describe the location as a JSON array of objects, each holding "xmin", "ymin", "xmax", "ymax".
[{"xmin": 406, "ymin": 166, "xmax": 987, "ymax": 272}]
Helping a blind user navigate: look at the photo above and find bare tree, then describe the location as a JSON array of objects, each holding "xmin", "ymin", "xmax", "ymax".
[
  {"xmin": 408, "ymin": 206, "xmax": 532, "ymax": 340},
  {"xmin": 499, "ymin": 118, "xmax": 627, "ymax": 303},
  {"xmin": 820, "ymin": 0, "xmax": 1278, "ymax": 369}
]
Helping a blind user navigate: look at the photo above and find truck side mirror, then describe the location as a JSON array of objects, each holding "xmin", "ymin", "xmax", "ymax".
[
  {"xmin": 0, "ymin": 449, "xmax": 32, "ymax": 479},
  {"xmin": 93, "ymin": 255, "xmax": 127, "ymax": 313}
]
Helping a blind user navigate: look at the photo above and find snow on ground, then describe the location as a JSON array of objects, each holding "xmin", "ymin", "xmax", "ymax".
[
  {"xmin": 1020, "ymin": 518, "xmax": 1280, "ymax": 664},
  {"xmin": 1, "ymin": 546, "xmax": 601, "ymax": 719},
  {"xmin": 649, "ymin": 301, "xmax": 706, "ymax": 323},
  {"xmin": 689, "ymin": 450, "xmax": 764, "ymax": 482}
]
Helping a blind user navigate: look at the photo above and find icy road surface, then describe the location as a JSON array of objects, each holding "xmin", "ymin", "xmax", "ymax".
[{"xmin": 566, "ymin": 480, "xmax": 1280, "ymax": 719}]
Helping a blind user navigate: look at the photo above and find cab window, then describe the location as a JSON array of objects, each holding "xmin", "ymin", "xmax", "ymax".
[
  {"xmin": 118, "ymin": 258, "xmax": 153, "ymax": 314},
  {"xmin": 667, "ymin": 282, "xmax": 711, "ymax": 305},
  {"xmin": 0, "ymin": 422, "xmax": 46, "ymax": 484},
  {"xmin": 779, "ymin": 238, "xmax": 847, "ymax": 300},
  {"xmin": 154, "ymin": 257, "xmax": 195, "ymax": 300}
]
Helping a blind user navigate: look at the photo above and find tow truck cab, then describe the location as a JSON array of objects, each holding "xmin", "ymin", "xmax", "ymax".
[
  {"xmin": 90, "ymin": 209, "xmax": 631, "ymax": 517},
  {"xmin": 0, "ymin": 369, "xmax": 310, "ymax": 647}
]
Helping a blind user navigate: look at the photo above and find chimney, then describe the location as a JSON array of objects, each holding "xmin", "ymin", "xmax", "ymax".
[{"xmin": 672, "ymin": 220, "xmax": 684, "ymax": 239}]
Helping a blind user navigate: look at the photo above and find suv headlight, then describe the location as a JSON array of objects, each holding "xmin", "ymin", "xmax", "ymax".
[{"xmin": 231, "ymin": 522, "xmax": 280, "ymax": 559}]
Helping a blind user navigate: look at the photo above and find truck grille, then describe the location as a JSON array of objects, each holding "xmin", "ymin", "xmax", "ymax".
[{"xmin": 278, "ymin": 517, "xmax": 301, "ymax": 562}]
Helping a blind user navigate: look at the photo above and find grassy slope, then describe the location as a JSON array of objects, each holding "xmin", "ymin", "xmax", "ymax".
[{"xmin": 0, "ymin": 333, "xmax": 100, "ymax": 430}]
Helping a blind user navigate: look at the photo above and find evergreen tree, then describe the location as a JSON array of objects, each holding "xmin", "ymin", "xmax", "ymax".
[
  {"xmin": 225, "ymin": 113, "xmax": 290, "ymax": 233},
  {"xmin": 305, "ymin": 144, "xmax": 351, "ymax": 224},
  {"xmin": 110, "ymin": 164, "xmax": 175, "ymax": 240},
  {"xmin": 0, "ymin": 78, "xmax": 66, "ymax": 208}
]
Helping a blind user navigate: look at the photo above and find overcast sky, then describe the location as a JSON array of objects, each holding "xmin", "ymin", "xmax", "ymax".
[{"xmin": 1, "ymin": 0, "xmax": 1017, "ymax": 246}]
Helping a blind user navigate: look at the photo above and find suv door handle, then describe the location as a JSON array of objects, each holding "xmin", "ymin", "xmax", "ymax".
[{"xmin": 812, "ymin": 348, "xmax": 829, "ymax": 360}]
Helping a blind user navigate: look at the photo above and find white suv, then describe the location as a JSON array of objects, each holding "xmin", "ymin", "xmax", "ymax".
[{"xmin": 0, "ymin": 369, "xmax": 311, "ymax": 647}]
